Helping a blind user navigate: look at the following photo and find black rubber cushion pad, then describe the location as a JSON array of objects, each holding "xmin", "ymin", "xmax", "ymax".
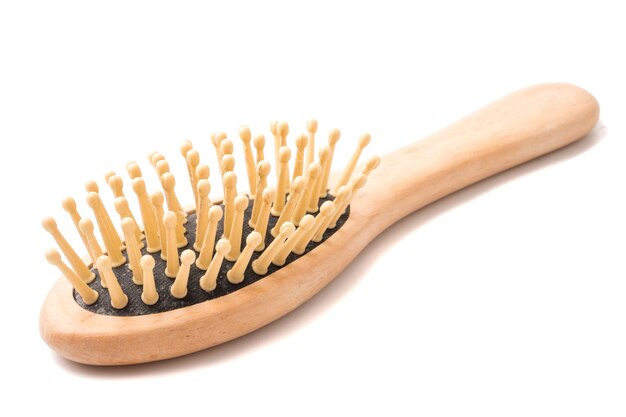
[{"xmin": 74, "ymin": 196, "xmax": 350, "ymax": 316}]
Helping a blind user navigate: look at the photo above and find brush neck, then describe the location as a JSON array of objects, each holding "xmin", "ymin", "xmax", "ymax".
[{"xmin": 354, "ymin": 83, "xmax": 599, "ymax": 230}]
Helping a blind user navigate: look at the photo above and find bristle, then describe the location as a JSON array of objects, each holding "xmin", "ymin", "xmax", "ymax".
[
  {"xmin": 195, "ymin": 164, "xmax": 210, "ymax": 206},
  {"xmin": 225, "ymin": 194, "xmax": 249, "ymax": 261},
  {"xmin": 149, "ymin": 151, "xmax": 165, "ymax": 167},
  {"xmin": 220, "ymin": 138, "xmax": 234, "ymax": 160},
  {"xmin": 332, "ymin": 133, "xmax": 370, "ymax": 195},
  {"xmin": 85, "ymin": 180, "xmax": 99, "ymax": 194},
  {"xmin": 306, "ymin": 119, "xmax": 318, "ymax": 170},
  {"xmin": 330, "ymin": 175, "xmax": 366, "ymax": 229},
  {"xmin": 194, "ymin": 179, "xmax": 211, "ymax": 252},
  {"xmin": 163, "ymin": 211, "xmax": 179, "ymax": 278},
  {"xmin": 313, "ymin": 146, "xmax": 332, "ymax": 204},
  {"xmin": 277, "ymin": 121, "xmax": 289, "ymax": 147},
  {"xmin": 46, "ymin": 248, "xmax": 99, "ymax": 305},
  {"xmin": 196, "ymin": 205, "xmax": 222, "ymax": 270},
  {"xmin": 150, "ymin": 191, "xmax": 168, "ymax": 261},
  {"xmin": 132, "ymin": 177, "xmax": 161, "ymax": 252},
  {"xmin": 227, "ymin": 231, "xmax": 262, "ymax": 284},
  {"xmin": 96, "ymin": 255, "xmax": 128, "ymax": 309},
  {"xmin": 104, "ymin": 171, "xmax": 116, "ymax": 184},
  {"xmin": 85, "ymin": 192, "xmax": 126, "ymax": 267},
  {"xmin": 271, "ymin": 176, "xmax": 306, "ymax": 237},
  {"xmin": 200, "ymin": 238, "xmax": 230, "ymax": 292},
  {"xmin": 362, "ymin": 155, "xmax": 381, "ymax": 177},
  {"xmin": 185, "ymin": 149, "xmax": 200, "ymax": 209},
  {"xmin": 155, "ymin": 159, "xmax": 170, "ymax": 178},
  {"xmin": 126, "ymin": 162, "xmax": 142, "ymax": 180},
  {"xmin": 212, "ymin": 132, "xmax": 227, "ymax": 177},
  {"xmin": 113, "ymin": 196, "xmax": 143, "ymax": 247},
  {"xmin": 324, "ymin": 185, "xmax": 351, "ymax": 232},
  {"xmin": 107, "ymin": 174, "xmax": 124, "ymax": 198},
  {"xmin": 253, "ymin": 134, "xmax": 266, "ymax": 166},
  {"xmin": 253, "ymin": 187, "xmax": 276, "ymax": 251},
  {"xmin": 180, "ymin": 140, "xmax": 194, "ymax": 204},
  {"xmin": 270, "ymin": 121, "xmax": 280, "ymax": 176},
  {"xmin": 222, "ymin": 172, "xmax": 238, "ymax": 241},
  {"xmin": 291, "ymin": 162, "xmax": 321, "ymax": 225},
  {"xmin": 61, "ymin": 196, "xmax": 94, "ymax": 263},
  {"xmin": 272, "ymin": 214, "xmax": 314, "ymax": 266},
  {"xmin": 239, "ymin": 126, "xmax": 257, "ymax": 195},
  {"xmin": 121, "ymin": 217, "xmax": 143, "ymax": 285},
  {"xmin": 78, "ymin": 218, "xmax": 104, "ymax": 277},
  {"xmin": 252, "ymin": 222, "xmax": 295, "ymax": 275},
  {"xmin": 171, "ymin": 249, "xmax": 195, "ymax": 299},
  {"xmin": 140, "ymin": 255, "xmax": 159, "ymax": 305},
  {"xmin": 271, "ymin": 146, "xmax": 291, "ymax": 216},
  {"xmin": 319, "ymin": 128, "xmax": 341, "ymax": 198},
  {"xmin": 160, "ymin": 173, "xmax": 187, "ymax": 247},
  {"xmin": 221, "ymin": 154, "xmax": 235, "ymax": 174},
  {"xmin": 292, "ymin": 134, "xmax": 307, "ymax": 182},
  {"xmin": 294, "ymin": 201, "xmax": 335, "ymax": 255},
  {"xmin": 249, "ymin": 161, "xmax": 271, "ymax": 228},
  {"xmin": 156, "ymin": 161, "xmax": 187, "ymax": 222}
]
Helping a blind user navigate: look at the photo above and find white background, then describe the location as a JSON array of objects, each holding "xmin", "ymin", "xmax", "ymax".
[{"xmin": 1, "ymin": 1, "xmax": 625, "ymax": 415}]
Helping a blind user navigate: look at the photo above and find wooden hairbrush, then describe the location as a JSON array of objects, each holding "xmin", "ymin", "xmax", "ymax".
[{"xmin": 40, "ymin": 83, "xmax": 599, "ymax": 366}]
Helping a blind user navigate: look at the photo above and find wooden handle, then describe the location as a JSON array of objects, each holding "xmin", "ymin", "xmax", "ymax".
[{"xmin": 358, "ymin": 83, "xmax": 599, "ymax": 229}]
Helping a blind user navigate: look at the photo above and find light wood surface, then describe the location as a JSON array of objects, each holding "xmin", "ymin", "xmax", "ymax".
[{"xmin": 40, "ymin": 83, "xmax": 599, "ymax": 365}]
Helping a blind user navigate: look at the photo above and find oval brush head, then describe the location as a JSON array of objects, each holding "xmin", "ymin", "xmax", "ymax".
[{"xmin": 41, "ymin": 120, "xmax": 376, "ymax": 365}]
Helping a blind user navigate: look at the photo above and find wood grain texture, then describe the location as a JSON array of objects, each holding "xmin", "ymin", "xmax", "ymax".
[{"xmin": 39, "ymin": 83, "xmax": 599, "ymax": 365}]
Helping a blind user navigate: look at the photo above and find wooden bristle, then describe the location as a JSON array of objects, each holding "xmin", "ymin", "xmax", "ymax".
[
  {"xmin": 212, "ymin": 132, "xmax": 227, "ymax": 177},
  {"xmin": 239, "ymin": 125, "xmax": 257, "ymax": 195},
  {"xmin": 132, "ymin": 178, "xmax": 161, "ymax": 253},
  {"xmin": 107, "ymin": 174, "xmax": 125, "ymax": 198},
  {"xmin": 78, "ymin": 218, "xmax": 104, "ymax": 276},
  {"xmin": 249, "ymin": 161, "xmax": 271, "ymax": 228},
  {"xmin": 272, "ymin": 214, "xmax": 314, "ymax": 266},
  {"xmin": 85, "ymin": 192, "xmax": 126, "ymax": 267},
  {"xmin": 294, "ymin": 201, "xmax": 335, "ymax": 255},
  {"xmin": 46, "ymin": 248, "xmax": 99, "ymax": 305},
  {"xmin": 271, "ymin": 146, "xmax": 291, "ymax": 216},
  {"xmin": 171, "ymin": 249, "xmax": 195, "ymax": 299},
  {"xmin": 306, "ymin": 119, "xmax": 318, "ymax": 170},
  {"xmin": 272, "ymin": 176, "xmax": 306, "ymax": 237},
  {"xmin": 126, "ymin": 162, "xmax": 142, "ymax": 180},
  {"xmin": 253, "ymin": 134, "xmax": 266, "ymax": 166},
  {"xmin": 140, "ymin": 255, "xmax": 159, "ymax": 305},
  {"xmin": 200, "ymin": 238, "xmax": 230, "ymax": 292},
  {"xmin": 222, "ymin": 172, "xmax": 238, "ymax": 241},
  {"xmin": 332, "ymin": 133, "xmax": 370, "ymax": 195},
  {"xmin": 121, "ymin": 217, "xmax": 143, "ymax": 285},
  {"xmin": 225, "ymin": 194, "xmax": 249, "ymax": 261},
  {"xmin": 227, "ymin": 231, "xmax": 262, "ymax": 284},
  {"xmin": 163, "ymin": 211, "xmax": 180, "ymax": 278},
  {"xmin": 150, "ymin": 191, "xmax": 168, "ymax": 261},
  {"xmin": 319, "ymin": 128, "xmax": 341, "ymax": 198},
  {"xmin": 96, "ymin": 255, "xmax": 128, "ymax": 309},
  {"xmin": 194, "ymin": 179, "xmax": 211, "ymax": 252},
  {"xmin": 292, "ymin": 134, "xmax": 307, "ymax": 182},
  {"xmin": 186, "ymin": 149, "xmax": 200, "ymax": 209},
  {"xmin": 196, "ymin": 205, "xmax": 222, "ymax": 270},
  {"xmin": 292, "ymin": 162, "xmax": 321, "ymax": 225},
  {"xmin": 61, "ymin": 196, "xmax": 94, "ymax": 264},
  {"xmin": 160, "ymin": 173, "xmax": 187, "ymax": 247},
  {"xmin": 253, "ymin": 187, "xmax": 276, "ymax": 251},
  {"xmin": 113, "ymin": 196, "xmax": 143, "ymax": 247},
  {"xmin": 85, "ymin": 179, "xmax": 99, "ymax": 194},
  {"xmin": 252, "ymin": 222, "xmax": 295, "ymax": 275}
]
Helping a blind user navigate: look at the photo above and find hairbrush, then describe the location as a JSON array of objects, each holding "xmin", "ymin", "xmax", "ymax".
[{"xmin": 40, "ymin": 83, "xmax": 599, "ymax": 365}]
